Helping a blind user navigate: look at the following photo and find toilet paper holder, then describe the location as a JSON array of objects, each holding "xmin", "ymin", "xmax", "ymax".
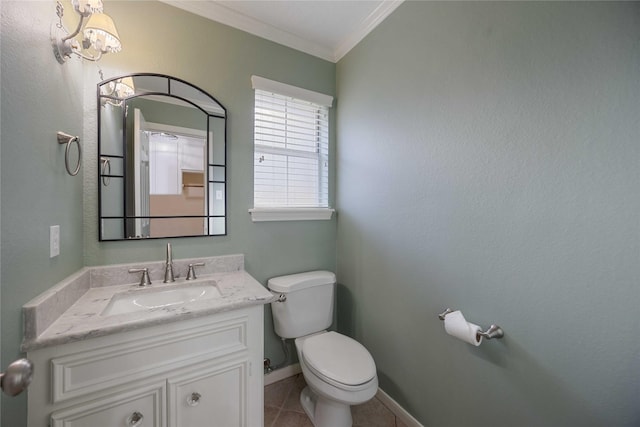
[{"xmin": 438, "ymin": 308, "xmax": 504, "ymax": 340}]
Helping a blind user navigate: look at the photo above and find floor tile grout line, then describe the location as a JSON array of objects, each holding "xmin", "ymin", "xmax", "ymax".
[
  {"xmin": 268, "ymin": 375, "xmax": 398, "ymax": 427},
  {"xmin": 271, "ymin": 405, "xmax": 283, "ymax": 427},
  {"xmin": 273, "ymin": 375, "xmax": 299, "ymax": 426},
  {"xmin": 266, "ymin": 377, "xmax": 290, "ymax": 427}
]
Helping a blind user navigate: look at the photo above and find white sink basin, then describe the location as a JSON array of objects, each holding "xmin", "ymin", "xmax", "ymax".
[{"xmin": 101, "ymin": 280, "xmax": 222, "ymax": 316}]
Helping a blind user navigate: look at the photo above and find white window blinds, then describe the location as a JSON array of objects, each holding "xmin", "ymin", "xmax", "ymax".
[{"xmin": 252, "ymin": 76, "xmax": 332, "ymax": 209}]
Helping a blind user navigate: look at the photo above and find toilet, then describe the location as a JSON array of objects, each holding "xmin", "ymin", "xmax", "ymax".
[{"xmin": 268, "ymin": 271, "xmax": 378, "ymax": 427}]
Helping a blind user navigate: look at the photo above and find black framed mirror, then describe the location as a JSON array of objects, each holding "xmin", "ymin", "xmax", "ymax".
[{"xmin": 98, "ymin": 73, "xmax": 226, "ymax": 240}]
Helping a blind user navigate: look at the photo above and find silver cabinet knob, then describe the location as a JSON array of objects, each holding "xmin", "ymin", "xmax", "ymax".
[
  {"xmin": 0, "ymin": 358, "xmax": 33, "ymax": 397},
  {"xmin": 126, "ymin": 411, "xmax": 144, "ymax": 426},
  {"xmin": 187, "ymin": 392, "xmax": 201, "ymax": 406}
]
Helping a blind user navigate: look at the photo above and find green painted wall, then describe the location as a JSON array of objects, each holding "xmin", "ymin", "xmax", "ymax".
[
  {"xmin": 336, "ymin": 2, "xmax": 639, "ymax": 426},
  {"xmin": 5, "ymin": 1, "xmax": 637, "ymax": 426},
  {"xmin": 1, "ymin": 1, "xmax": 86, "ymax": 424},
  {"xmin": 83, "ymin": 0, "xmax": 336, "ymax": 271},
  {"xmin": 84, "ymin": 2, "xmax": 337, "ymax": 395},
  {"xmin": 1, "ymin": 1, "xmax": 336, "ymax": 424},
  {"xmin": 127, "ymin": 97, "xmax": 209, "ymax": 132}
]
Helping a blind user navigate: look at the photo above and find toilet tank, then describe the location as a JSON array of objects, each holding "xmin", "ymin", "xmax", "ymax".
[{"xmin": 268, "ymin": 271, "xmax": 336, "ymax": 339}]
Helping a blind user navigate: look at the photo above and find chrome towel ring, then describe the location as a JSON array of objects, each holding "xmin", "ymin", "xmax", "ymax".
[
  {"xmin": 57, "ymin": 131, "xmax": 81, "ymax": 176},
  {"xmin": 100, "ymin": 157, "xmax": 111, "ymax": 186}
]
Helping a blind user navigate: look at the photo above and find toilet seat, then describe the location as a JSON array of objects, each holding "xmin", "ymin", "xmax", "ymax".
[{"xmin": 301, "ymin": 331, "xmax": 376, "ymax": 388}]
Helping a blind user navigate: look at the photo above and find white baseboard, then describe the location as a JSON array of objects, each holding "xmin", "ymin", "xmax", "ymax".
[
  {"xmin": 264, "ymin": 363, "xmax": 302, "ymax": 386},
  {"xmin": 375, "ymin": 388, "xmax": 424, "ymax": 427},
  {"xmin": 263, "ymin": 365, "xmax": 422, "ymax": 426}
]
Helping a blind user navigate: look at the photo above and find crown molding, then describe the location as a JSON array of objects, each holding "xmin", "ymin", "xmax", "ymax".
[
  {"xmin": 333, "ymin": 0, "xmax": 404, "ymax": 62},
  {"xmin": 160, "ymin": 0, "xmax": 335, "ymax": 62},
  {"xmin": 160, "ymin": 0, "xmax": 404, "ymax": 63}
]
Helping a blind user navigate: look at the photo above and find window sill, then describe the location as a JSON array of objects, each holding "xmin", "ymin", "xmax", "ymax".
[{"xmin": 248, "ymin": 208, "xmax": 335, "ymax": 222}]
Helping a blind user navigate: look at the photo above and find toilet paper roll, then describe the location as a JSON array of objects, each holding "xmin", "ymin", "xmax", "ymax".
[{"xmin": 444, "ymin": 310, "xmax": 483, "ymax": 346}]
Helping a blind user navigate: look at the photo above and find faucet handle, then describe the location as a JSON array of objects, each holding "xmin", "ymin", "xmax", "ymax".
[
  {"xmin": 129, "ymin": 268, "xmax": 152, "ymax": 286},
  {"xmin": 186, "ymin": 263, "xmax": 205, "ymax": 280}
]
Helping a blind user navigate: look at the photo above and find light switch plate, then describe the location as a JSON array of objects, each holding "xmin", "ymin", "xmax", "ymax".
[{"xmin": 50, "ymin": 225, "xmax": 60, "ymax": 258}]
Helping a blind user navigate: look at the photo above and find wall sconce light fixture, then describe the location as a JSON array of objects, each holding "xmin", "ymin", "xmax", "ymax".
[
  {"xmin": 52, "ymin": 0, "xmax": 122, "ymax": 64},
  {"xmin": 99, "ymin": 76, "xmax": 135, "ymax": 106}
]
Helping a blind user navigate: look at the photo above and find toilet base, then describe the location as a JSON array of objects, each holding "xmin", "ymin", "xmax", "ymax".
[{"xmin": 300, "ymin": 386, "xmax": 353, "ymax": 427}]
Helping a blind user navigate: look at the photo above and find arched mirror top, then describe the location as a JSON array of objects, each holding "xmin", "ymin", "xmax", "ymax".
[
  {"xmin": 99, "ymin": 73, "xmax": 226, "ymax": 117},
  {"xmin": 98, "ymin": 73, "xmax": 227, "ymax": 241}
]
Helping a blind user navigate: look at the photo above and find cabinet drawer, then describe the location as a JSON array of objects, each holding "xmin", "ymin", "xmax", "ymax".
[
  {"xmin": 51, "ymin": 314, "xmax": 248, "ymax": 403},
  {"xmin": 51, "ymin": 381, "xmax": 165, "ymax": 427}
]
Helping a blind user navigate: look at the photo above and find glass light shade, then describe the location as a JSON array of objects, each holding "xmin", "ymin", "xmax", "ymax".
[
  {"xmin": 115, "ymin": 77, "xmax": 135, "ymax": 98},
  {"xmin": 83, "ymin": 13, "xmax": 122, "ymax": 54},
  {"xmin": 99, "ymin": 81, "xmax": 116, "ymax": 97},
  {"xmin": 72, "ymin": 0, "xmax": 103, "ymax": 17}
]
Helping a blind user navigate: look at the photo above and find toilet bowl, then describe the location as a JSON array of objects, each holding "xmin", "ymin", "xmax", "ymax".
[
  {"xmin": 295, "ymin": 331, "xmax": 378, "ymax": 426},
  {"xmin": 268, "ymin": 271, "xmax": 379, "ymax": 427}
]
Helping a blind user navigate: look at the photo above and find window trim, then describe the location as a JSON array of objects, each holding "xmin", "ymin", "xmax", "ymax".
[
  {"xmin": 248, "ymin": 207, "xmax": 335, "ymax": 222},
  {"xmin": 250, "ymin": 76, "xmax": 334, "ymax": 222},
  {"xmin": 251, "ymin": 76, "xmax": 333, "ymax": 107}
]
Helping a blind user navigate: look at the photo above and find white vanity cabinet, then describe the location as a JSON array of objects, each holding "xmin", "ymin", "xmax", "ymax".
[{"xmin": 26, "ymin": 306, "xmax": 264, "ymax": 427}]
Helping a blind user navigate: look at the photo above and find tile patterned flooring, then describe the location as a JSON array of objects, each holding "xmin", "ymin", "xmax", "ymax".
[{"xmin": 265, "ymin": 374, "xmax": 408, "ymax": 427}]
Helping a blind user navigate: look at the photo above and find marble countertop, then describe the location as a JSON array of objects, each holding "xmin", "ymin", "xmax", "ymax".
[{"xmin": 22, "ymin": 255, "xmax": 274, "ymax": 352}]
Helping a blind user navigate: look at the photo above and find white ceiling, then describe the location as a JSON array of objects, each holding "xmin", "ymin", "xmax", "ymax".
[{"xmin": 160, "ymin": 0, "xmax": 404, "ymax": 62}]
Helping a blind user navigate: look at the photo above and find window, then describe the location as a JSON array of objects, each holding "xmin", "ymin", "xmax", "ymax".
[{"xmin": 250, "ymin": 76, "xmax": 334, "ymax": 221}]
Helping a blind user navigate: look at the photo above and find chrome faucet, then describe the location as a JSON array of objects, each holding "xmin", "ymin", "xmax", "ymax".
[{"xmin": 163, "ymin": 243, "xmax": 175, "ymax": 283}]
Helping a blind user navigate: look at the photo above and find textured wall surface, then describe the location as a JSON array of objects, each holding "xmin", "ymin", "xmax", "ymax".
[
  {"xmin": 82, "ymin": 1, "xmax": 336, "ymax": 271},
  {"xmin": 81, "ymin": 2, "xmax": 337, "ymax": 386},
  {"xmin": 1, "ymin": 1, "xmax": 86, "ymax": 423},
  {"xmin": 336, "ymin": 2, "xmax": 639, "ymax": 426},
  {"xmin": 1, "ymin": 1, "xmax": 336, "ymax": 424},
  {"xmin": 5, "ymin": 1, "xmax": 638, "ymax": 426}
]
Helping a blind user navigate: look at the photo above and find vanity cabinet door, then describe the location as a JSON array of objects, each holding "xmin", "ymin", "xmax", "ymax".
[
  {"xmin": 168, "ymin": 358, "xmax": 248, "ymax": 427},
  {"xmin": 50, "ymin": 382, "xmax": 166, "ymax": 427},
  {"xmin": 28, "ymin": 307, "xmax": 264, "ymax": 427}
]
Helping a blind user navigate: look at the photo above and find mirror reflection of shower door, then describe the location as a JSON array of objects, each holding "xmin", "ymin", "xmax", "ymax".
[{"xmin": 133, "ymin": 108, "xmax": 151, "ymax": 237}]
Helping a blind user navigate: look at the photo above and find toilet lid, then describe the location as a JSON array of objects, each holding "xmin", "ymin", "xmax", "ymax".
[{"xmin": 302, "ymin": 332, "xmax": 376, "ymax": 386}]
